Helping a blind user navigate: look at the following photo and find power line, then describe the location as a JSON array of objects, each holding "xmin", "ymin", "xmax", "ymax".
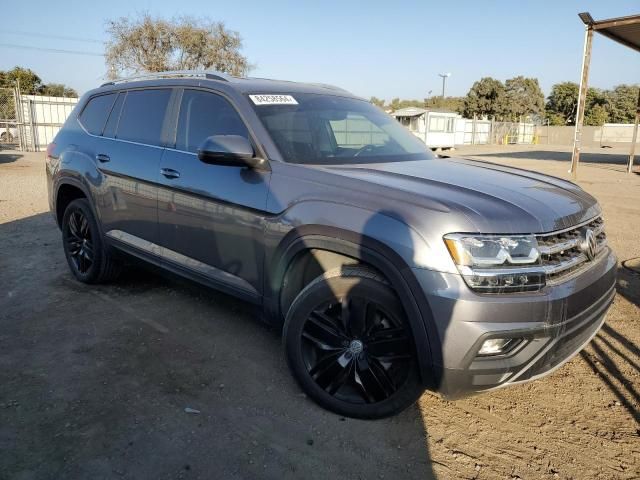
[
  {"xmin": 0, "ymin": 29, "xmax": 103, "ymax": 44},
  {"xmin": 0, "ymin": 42, "xmax": 104, "ymax": 57}
]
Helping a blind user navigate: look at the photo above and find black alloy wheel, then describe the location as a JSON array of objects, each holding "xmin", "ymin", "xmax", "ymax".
[
  {"xmin": 302, "ymin": 296, "xmax": 412, "ymax": 404},
  {"xmin": 65, "ymin": 209, "xmax": 94, "ymax": 274},
  {"xmin": 284, "ymin": 266, "xmax": 424, "ymax": 419},
  {"xmin": 61, "ymin": 198, "xmax": 121, "ymax": 283}
]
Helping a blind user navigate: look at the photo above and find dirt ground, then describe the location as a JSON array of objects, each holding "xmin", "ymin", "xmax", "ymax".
[{"xmin": 0, "ymin": 145, "xmax": 638, "ymax": 480}]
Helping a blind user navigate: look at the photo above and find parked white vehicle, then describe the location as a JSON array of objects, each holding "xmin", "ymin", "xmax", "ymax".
[{"xmin": 0, "ymin": 125, "xmax": 17, "ymax": 143}]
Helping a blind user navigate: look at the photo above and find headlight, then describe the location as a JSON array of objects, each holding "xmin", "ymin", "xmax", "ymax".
[{"xmin": 444, "ymin": 234, "xmax": 545, "ymax": 293}]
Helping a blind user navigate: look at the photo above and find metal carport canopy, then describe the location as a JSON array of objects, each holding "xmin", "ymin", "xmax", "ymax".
[{"xmin": 570, "ymin": 12, "xmax": 640, "ymax": 177}]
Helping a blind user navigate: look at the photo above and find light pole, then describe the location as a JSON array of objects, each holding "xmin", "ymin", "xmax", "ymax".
[{"xmin": 438, "ymin": 73, "xmax": 451, "ymax": 98}]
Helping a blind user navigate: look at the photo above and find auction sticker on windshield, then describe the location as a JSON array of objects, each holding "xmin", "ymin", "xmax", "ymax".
[{"xmin": 249, "ymin": 94, "xmax": 298, "ymax": 105}]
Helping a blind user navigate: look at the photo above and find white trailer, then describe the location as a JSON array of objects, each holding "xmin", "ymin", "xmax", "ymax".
[{"xmin": 391, "ymin": 107, "xmax": 461, "ymax": 149}]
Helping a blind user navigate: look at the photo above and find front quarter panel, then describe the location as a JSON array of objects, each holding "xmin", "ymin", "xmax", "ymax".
[
  {"xmin": 263, "ymin": 163, "xmax": 451, "ymax": 385},
  {"xmin": 264, "ymin": 162, "xmax": 460, "ymax": 274}
]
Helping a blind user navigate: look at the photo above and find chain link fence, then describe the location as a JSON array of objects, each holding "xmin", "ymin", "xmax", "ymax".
[{"xmin": 0, "ymin": 87, "xmax": 19, "ymax": 147}]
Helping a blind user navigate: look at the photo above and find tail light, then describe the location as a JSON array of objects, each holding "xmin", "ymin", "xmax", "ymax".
[{"xmin": 46, "ymin": 142, "xmax": 56, "ymax": 160}]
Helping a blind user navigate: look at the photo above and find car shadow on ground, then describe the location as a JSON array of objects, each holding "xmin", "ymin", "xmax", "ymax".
[
  {"xmin": 468, "ymin": 149, "xmax": 630, "ymax": 166},
  {"xmin": 0, "ymin": 212, "xmax": 436, "ymax": 479},
  {"xmin": 617, "ymin": 265, "xmax": 640, "ymax": 309},
  {"xmin": 578, "ymin": 265, "xmax": 640, "ymax": 424},
  {"xmin": 0, "ymin": 148, "xmax": 22, "ymax": 163},
  {"xmin": 580, "ymin": 323, "xmax": 640, "ymax": 424}
]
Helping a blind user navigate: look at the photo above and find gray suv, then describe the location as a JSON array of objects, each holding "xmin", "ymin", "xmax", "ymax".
[{"xmin": 46, "ymin": 71, "xmax": 616, "ymax": 418}]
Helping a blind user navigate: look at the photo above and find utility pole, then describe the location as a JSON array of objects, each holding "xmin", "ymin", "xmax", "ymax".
[
  {"xmin": 628, "ymin": 88, "xmax": 640, "ymax": 173},
  {"xmin": 438, "ymin": 73, "xmax": 451, "ymax": 99}
]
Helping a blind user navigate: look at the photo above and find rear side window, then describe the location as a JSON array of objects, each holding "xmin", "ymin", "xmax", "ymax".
[
  {"xmin": 176, "ymin": 90, "xmax": 249, "ymax": 153},
  {"xmin": 103, "ymin": 92, "xmax": 125, "ymax": 138},
  {"xmin": 116, "ymin": 89, "xmax": 172, "ymax": 146},
  {"xmin": 79, "ymin": 94, "xmax": 116, "ymax": 135}
]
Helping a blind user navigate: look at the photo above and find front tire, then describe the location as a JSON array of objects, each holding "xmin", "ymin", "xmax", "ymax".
[
  {"xmin": 61, "ymin": 198, "xmax": 121, "ymax": 283},
  {"xmin": 283, "ymin": 266, "xmax": 424, "ymax": 419}
]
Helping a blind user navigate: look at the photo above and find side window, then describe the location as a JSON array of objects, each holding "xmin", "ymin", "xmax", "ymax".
[
  {"xmin": 446, "ymin": 118, "xmax": 455, "ymax": 133},
  {"xmin": 176, "ymin": 90, "xmax": 249, "ymax": 153},
  {"xmin": 79, "ymin": 93, "xmax": 116, "ymax": 135},
  {"xmin": 103, "ymin": 92, "xmax": 125, "ymax": 138},
  {"xmin": 116, "ymin": 89, "xmax": 172, "ymax": 146},
  {"xmin": 429, "ymin": 116, "xmax": 445, "ymax": 132}
]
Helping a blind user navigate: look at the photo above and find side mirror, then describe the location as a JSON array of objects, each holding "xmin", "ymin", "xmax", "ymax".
[{"xmin": 197, "ymin": 135, "xmax": 268, "ymax": 169}]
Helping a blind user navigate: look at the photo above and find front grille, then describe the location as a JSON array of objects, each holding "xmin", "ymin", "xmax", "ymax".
[{"xmin": 536, "ymin": 216, "xmax": 607, "ymax": 284}]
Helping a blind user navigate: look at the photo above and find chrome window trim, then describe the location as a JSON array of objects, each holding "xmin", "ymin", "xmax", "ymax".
[
  {"xmin": 167, "ymin": 86, "xmax": 268, "ymax": 161},
  {"xmin": 77, "ymin": 121, "xmax": 166, "ymax": 151},
  {"xmin": 77, "ymin": 86, "xmax": 175, "ymax": 150}
]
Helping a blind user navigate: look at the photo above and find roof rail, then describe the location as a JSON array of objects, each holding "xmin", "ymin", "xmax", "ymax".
[
  {"xmin": 307, "ymin": 82, "xmax": 351, "ymax": 94},
  {"xmin": 100, "ymin": 70, "xmax": 232, "ymax": 87}
]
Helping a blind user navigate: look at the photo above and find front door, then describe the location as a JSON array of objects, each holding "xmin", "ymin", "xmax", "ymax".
[{"xmin": 157, "ymin": 89, "xmax": 271, "ymax": 299}]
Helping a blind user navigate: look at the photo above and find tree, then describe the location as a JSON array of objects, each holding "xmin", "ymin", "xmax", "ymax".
[
  {"xmin": 388, "ymin": 97, "xmax": 423, "ymax": 111},
  {"xmin": 545, "ymin": 82, "xmax": 578, "ymax": 125},
  {"xmin": 546, "ymin": 82, "xmax": 638, "ymax": 125},
  {"xmin": 106, "ymin": 13, "xmax": 251, "ymax": 78},
  {"xmin": 503, "ymin": 76, "xmax": 544, "ymax": 120},
  {"xmin": 463, "ymin": 77, "xmax": 506, "ymax": 119},
  {"xmin": 425, "ymin": 95, "xmax": 465, "ymax": 113},
  {"xmin": 383, "ymin": 96, "xmax": 464, "ymax": 114},
  {"xmin": 584, "ymin": 104, "xmax": 609, "ymax": 126},
  {"xmin": 546, "ymin": 112, "xmax": 566, "ymax": 126},
  {"xmin": 607, "ymin": 84, "xmax": 639, "ymax": 124},
  {"xmin": 369, "ymin": 96, "xmax": 385, "ymax": 108},
  {"xmin": 0, "ymin": 67, "xmax": 42, "ymax": 94},
  {"xmin": 0, "ymin": 67, "xmax": 77, "ymax": 98},
  {"xmin": 39, "ymin": 83, "xmax": 78, "ymax": 98}
]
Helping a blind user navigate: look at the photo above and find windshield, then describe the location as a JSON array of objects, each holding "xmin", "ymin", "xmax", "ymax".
[{"xmin": 249, "ymin": 93, "xmax": 435, "ymax": 165}]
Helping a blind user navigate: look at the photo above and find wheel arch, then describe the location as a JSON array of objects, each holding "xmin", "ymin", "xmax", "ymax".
[
  {"xmin": 54, "ymin": 178, "xmax": 98, "ymax": 230},
  {"xmin": 267, "ymin": 225, "xmax": 437, "ymax": 387}
]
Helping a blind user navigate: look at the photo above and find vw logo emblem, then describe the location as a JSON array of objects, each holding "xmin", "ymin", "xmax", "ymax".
[
  {"xmin": 581, "ymin": 228, "xmax": 598, "ymax": 261},
  {"xmin": 348, "ymin": 339, "xmax": 364, "ymax": 355}
]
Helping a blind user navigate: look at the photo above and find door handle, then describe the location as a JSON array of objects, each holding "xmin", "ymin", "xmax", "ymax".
[
  {"xmin": 96, "ymin": 153, "xmax": 110, "ymax": 163},
  {"xmin": 160, "ymin": 168, "xmax": 181, "ymax": 179}
]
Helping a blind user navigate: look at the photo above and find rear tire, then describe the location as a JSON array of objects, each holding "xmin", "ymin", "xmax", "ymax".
[
  {"xmin": 61, "ymin": 198, "xmax": 121, "ymax": 283},
  {"xmin": 283, "ymin": 266, "xmax": 424, "ymax": 419}
]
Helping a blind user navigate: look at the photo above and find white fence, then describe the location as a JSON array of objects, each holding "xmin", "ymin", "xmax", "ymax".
[
  {"xmin": 19, "ymin": 95, "xmax": 78, "ymax": 151},
  {"xmin": 456, "ymin": 118, "xmax": 492, "ymax": 145},
  {"xmin": 600, "ymin": 124, "xmax": 636, "ymax": 144}
]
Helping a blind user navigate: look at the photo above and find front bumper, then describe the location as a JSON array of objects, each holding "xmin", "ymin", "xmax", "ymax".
[{"xmin": 413, "ymin": 247, "xmax": 617, "ymax": 399}]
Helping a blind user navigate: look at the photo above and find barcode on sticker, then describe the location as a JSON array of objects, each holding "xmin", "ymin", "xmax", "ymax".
[{"xmin": 249, "ymin": 94, "xmax": 298, "ymax": 105}]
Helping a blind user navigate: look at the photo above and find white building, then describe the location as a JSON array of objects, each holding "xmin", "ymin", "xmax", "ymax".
[{"xmin": 391, "ymin": 107, "xmax": 461, "ymax": 149}]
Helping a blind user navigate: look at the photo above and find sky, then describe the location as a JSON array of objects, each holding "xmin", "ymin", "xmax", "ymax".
[{"xmin": 0, "ymin": 0, "xmax": 638, "ymax": 100}]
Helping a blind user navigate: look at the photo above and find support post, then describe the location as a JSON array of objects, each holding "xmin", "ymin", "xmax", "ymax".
[
  {"xmin": 423, "ymin": 113, "xmax": 428, "ymax": 145},
  {"xmin": 570, "ymin": 25, "xmax": 594, "ymax": 179},
  {"xmin": 627, "ymin": 89, "xmax": 640, "ymax": 174},
  {"xmin": 14, "ymin": 82, "xmax": 24, "ymax": 152},
  {"xmin": 472, "ymin": 114, "xmax": 477, "ymax": 145}
]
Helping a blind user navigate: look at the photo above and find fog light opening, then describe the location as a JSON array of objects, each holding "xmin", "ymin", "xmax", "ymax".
[{"xmin": 478, "ymin": 338, "xmax": 521, "ymax": 356}]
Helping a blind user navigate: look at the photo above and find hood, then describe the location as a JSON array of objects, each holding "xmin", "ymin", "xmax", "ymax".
[{"xmin": 318, "ymin": 157, "xmax": 600, "ymax": 234}]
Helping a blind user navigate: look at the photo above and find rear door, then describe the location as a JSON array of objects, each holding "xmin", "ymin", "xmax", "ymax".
[
  {"xmin": 157, "ymin": 88, "xmax": 271, "ymax": 298},
  {"xmin": 96, "ymin": 88, "xmax": 173, "ymax": 249}
]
